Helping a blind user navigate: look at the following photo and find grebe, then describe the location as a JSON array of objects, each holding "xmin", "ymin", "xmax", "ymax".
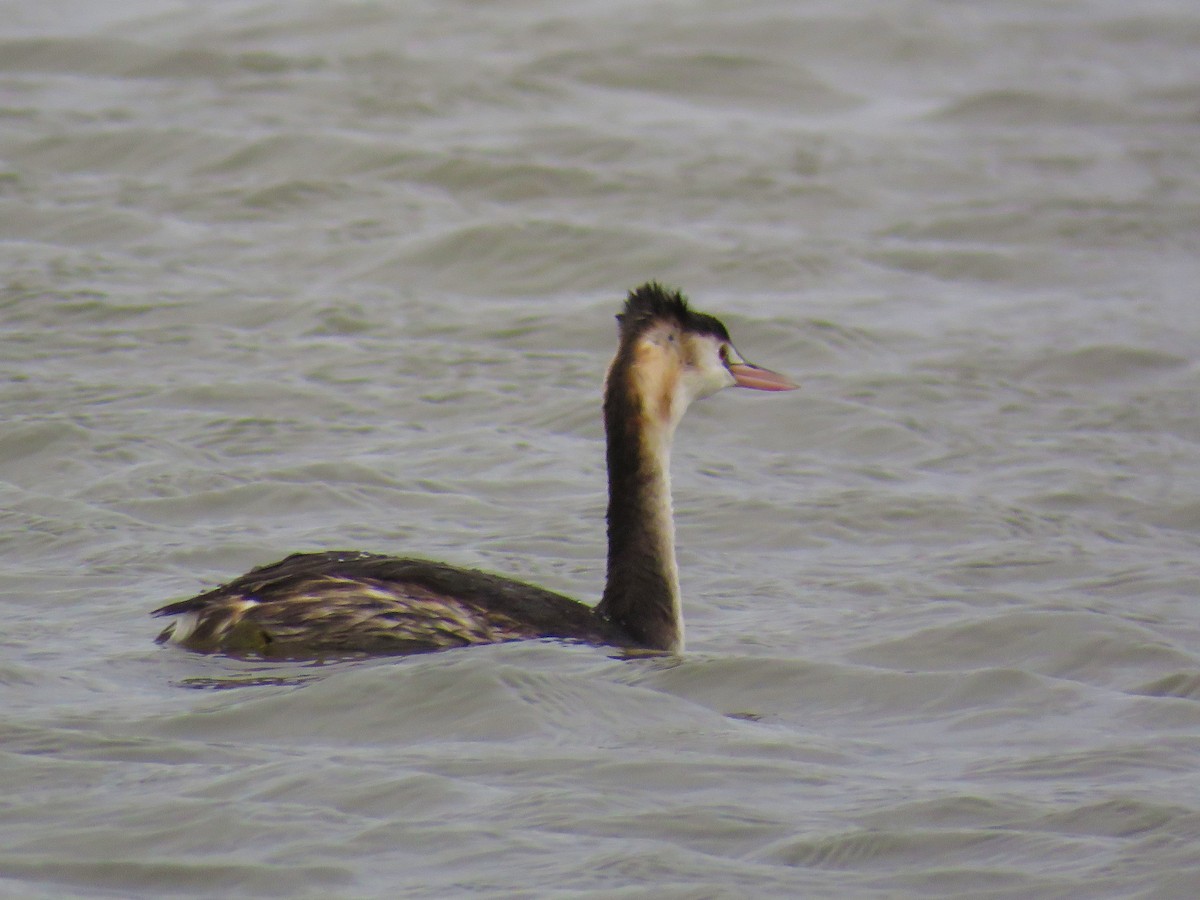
[{"xmin": 152, "ymin": 283, "xmax": 797, "ymax": 657}]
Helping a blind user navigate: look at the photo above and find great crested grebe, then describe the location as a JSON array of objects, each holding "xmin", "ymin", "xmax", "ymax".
[{"xmin": 152, "ymin": 283, "xmax": 797, "ymax": 657}]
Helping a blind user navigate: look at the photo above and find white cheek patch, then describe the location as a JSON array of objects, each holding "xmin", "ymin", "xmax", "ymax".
[
  {"xmin": 635, "ymin": 332, "xmax": 738, "ymax": 427},
  {"xmin": 681, "ymin": 339, "xmax": 736, "ymax": 403}
]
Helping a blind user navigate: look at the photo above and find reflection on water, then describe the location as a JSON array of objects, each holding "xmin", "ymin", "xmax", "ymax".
[{"xmin": 2, "ymin": 0, "xmax": 1199, "ymax": 896}]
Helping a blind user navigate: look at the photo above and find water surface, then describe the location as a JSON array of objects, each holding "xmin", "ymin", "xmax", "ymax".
[{"xmin": 2, "ymin": 1, "xmax": 1199, "ymax": 897}]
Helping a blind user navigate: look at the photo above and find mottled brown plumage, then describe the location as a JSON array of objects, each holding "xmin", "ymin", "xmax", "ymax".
[
  {"xmin": 152, "ymin": 283, "xmax": 797, "ymax": 658},
  {"xmin": 154, "ymin": 551, "xmax": 622, "ymax": 657}
]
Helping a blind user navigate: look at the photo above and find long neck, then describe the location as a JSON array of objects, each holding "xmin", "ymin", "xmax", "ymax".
[{"xmin": 595, "ymin": 359, "xmax": 683, "ymax": 651}]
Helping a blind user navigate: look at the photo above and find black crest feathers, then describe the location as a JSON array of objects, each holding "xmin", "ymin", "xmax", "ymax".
[{"xmin": 616, "ymin": 282, "xmax": 730, "ymax": 342}]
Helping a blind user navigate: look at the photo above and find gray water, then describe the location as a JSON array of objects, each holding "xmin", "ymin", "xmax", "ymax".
[{"xmin": 3, "ymin": 0, "xmax": 1200, "ymax": 897}]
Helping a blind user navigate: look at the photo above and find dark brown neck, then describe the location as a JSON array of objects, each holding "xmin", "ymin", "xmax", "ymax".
[{"xmin": 595, "ymin": 359, "xmax": 682, "ymax": 651}]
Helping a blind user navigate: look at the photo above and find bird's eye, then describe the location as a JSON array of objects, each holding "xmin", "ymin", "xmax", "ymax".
[{"xmin": 719, "ymin": 344, "xmax": 730, "ymax": 366}]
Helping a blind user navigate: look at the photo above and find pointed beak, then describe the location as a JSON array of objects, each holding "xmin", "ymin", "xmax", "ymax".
[{"xmin": 728, "ymin": 363, "xmax": 800, "ymax": 392}]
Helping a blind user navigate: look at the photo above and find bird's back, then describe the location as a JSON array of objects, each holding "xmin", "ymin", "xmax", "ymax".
[{"xmin": 153, "ymin": 551, "xmax": 625, "ymax": 657}]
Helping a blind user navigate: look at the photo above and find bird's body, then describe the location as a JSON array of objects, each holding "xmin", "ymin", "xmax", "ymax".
[
  {"xmin": 153, "ymin": 551, "xmax": 624, "ymax": 657},
  {"xmin": 153, "ymin": 283, "xmax": 797, "ymax": 658}
]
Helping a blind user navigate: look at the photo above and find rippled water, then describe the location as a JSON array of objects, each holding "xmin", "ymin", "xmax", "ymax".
[{"xmin": 3, "ymin": 0, "xmax": 1200, "ymax": 896}]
